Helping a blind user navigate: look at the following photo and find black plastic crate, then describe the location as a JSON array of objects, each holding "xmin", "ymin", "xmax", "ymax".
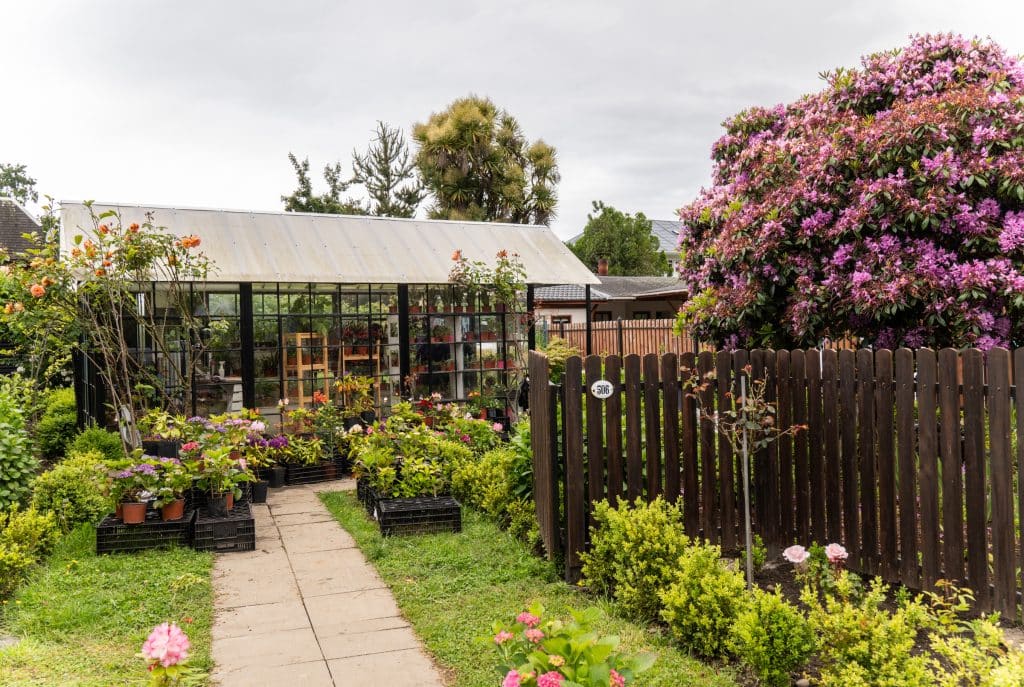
[
  {"xmin": 285, "ymin": 456, "xmax": 349, "ymax": 485},
  {"xmin": 375, "ymin": 495, "xmax": 462, "ymax": 536},
  {"xmin": 356, "ymin": 476, "xmax": 373, "ymax": 511},
  {"xmin": 96, "ymin": 509, "xmax": 195, "ymax": 554},
  {"xmin": 192, "ymin": 502, "xmax": 255, "ymax": 553}
]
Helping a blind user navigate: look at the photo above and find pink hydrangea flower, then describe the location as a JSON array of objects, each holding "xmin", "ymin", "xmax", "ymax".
[
  {"xmin": 492, "ymin": 422, "xmax": 504, "ymax": 432},
  {"xmin": 494, "ymin": 630, "xmax": 514, "ymax": 645},
  {"xmin": 610, "ymin": 669, "xmax": 626, "ymax": 687},
  {"xmin": 825, "ymin": 543, "xmax": 848, "ymax": 564},
  {"xmin": 537, "ymin": 671, "xmax": 564, "ymax": 687},
  {"xmin": 782, "ymin": 544, "xmax": 809, "ymax": 565},
  {"xmin": 180, "ymin": 441, "xmax": 199, "ymax": 452},
  {"xmin": 502, "ymin": 670, "xmax": 522, "ymax": 687},
  {"xmin": 141, "ymin": 622, "xmax": 190, "ymax": 668},
  {"xmin": 516, "ymin": 611, "xmax": 540, "ymax": 627},
  {"xmin": 525, "ymin": 628, "xmax": 544, "ymax": 643}
]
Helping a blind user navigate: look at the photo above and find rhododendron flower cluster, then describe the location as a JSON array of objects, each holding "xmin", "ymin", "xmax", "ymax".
[
  {"xmin": 139, "ymin": 621, "xmax": 202, "ymax": 686},
  {"xmin": 677, "ymin": 33, "xmax": 1024, "ymax": 350}
]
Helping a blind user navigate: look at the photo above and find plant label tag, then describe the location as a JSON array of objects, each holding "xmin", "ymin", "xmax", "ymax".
[{"xmin": 590, "ymin": 380, "xmax": 614, "ymax": 399}]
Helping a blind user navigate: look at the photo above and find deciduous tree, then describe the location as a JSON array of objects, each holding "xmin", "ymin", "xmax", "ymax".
[{"xmin": 570, "ymin": 201, "xmax": 671, "ymax": 275}]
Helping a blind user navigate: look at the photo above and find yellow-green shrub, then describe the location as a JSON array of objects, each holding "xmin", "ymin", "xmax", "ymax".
[
  {"xmin": 580, "ymin": 497, "xmax": 689, "ymax": 621},
  {"xmin": 0, "ymin": 541, "xmax": 34, "ymax": 597},
  {"xmin": 730, "ymin": 588, "xmax": 815, "ymax": 686},
  {"xmin": 0, "ymin": 506, "xmax": 59, "ymax": 560},
  {"xmin": 450, "ymin": 446, "xmax": 538, "ymax": 545},
  {"xmin": 31, "ymin": 450, "xmax": 110, "ymax": 531},
  {"xmin": 658, "ymin": 541, "xmax": 746, "ymax": 657}
]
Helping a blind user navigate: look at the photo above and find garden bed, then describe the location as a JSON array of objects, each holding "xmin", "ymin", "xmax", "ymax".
[{"xmin": 95, "ymin": 508, "xmax": 195, "ymax": 554}]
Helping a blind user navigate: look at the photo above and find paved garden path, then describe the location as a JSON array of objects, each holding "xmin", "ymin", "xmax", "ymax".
[{"xmin": 210, "ymin": 481, "xmax": 446, "ymax": 687}]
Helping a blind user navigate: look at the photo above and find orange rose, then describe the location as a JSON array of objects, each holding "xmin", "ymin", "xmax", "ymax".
[
  {"xmin": 451, "ymin": 249, "xmax": 462, "ymax": 261},
  {"xmin": 4, "ymin": 303, "xmax": 13, "ymax": 315},
  {"xmin": 180, "ymin": 235, "xmax": 201, "ymax": 249},
  {"xmin": 98, "ymin": 224, "xmax": 109, "ymax": 235},
  {"xmin": 29, "ymin": 284, "xmax": 45, "ymax": 298},
  {"xmin": 94, "ymin": 268, "xmax": 106, "ymax": 277},
  {"xmin": 129, "ymin": 223, "xmax": 140, "ymax": 233}
]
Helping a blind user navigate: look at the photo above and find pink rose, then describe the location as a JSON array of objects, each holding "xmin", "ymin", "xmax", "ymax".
[
  {"xmin": 783, "ymin": 544, "xmax": 809, "ymax": 565},
  {"xmin": 825, "ymin": 543, "xmax": 848, "ymax": 564}
]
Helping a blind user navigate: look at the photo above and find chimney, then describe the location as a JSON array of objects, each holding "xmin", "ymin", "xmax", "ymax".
[{"xmin": 597, "ymin": 258, "xmax": 609, "ymax": 276}]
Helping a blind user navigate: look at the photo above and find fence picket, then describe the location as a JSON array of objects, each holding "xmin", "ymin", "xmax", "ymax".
[
  {"xmin": 527, "ymin": 351, "xmax": 559, "ymax": 559},
  {"xmin": 585, "ymin": 355, "xmax": 606, "ymax": 508},
  {"xmin": 988, "ymin": 348, "xmax": 1015, "ymax": 618},
  {"xmin": 661, "ymin": 353, "xmax": 681, "ymax": 503},
  {"xmin": 624, "ymin": 355, "xmax": 643, "ymax": 501},
  {"xmin": 839, "ymin": 349, "xmax": 859, "ymax": 561},
  {"xmin": 856, "ymin": 349, "xmax": 877, "ymax": 574},
  {"xmin": 563, "ymin": 356, "xmax": 585, "ymax": 583},
  {"xmin": 716, "ymin": 350, "xmax": 737, "ymax": 549},
  {"xmin": 808, "ymin": 350, "xmax": 827, "ymax": 544},
  {"xmin": 698, "ymin": 351, "xmax": 718, "ymax": 542},
  {"xmin": 917, "ymin": 348, "xmax": 940, "ymax": 589},
  {"xmin": 875, "ymin": 349, "xmax": 897, "ymax": 582},
  {"xmin": 822, "ymin": 350, "xmax": 841, "ymax": 543},
  {"xmin": 895, "ymin": 348, "xmax": 919, "ymax": 588},
  {"xmin": 791, "ymin": 350, "xmax": 810, "ymax": 544},
  {"xmin": 962, "ymin": 348, "xmax": 987, "ymax": 609},
  {"xmin": 644, "ymin": 354, "xmax": 663, "ymax": 499},
  {"xmin": 604, "ymin": 355, "xmax": 624, "ymax": 502},
  {"xmin": 777, "ymin": 351, "xmax": 794, "ymax": 546},
  {"xmin": 938, "ymin": 348, "xmax": 964, "ymax": 585},
  {"xmin": 680, "ymin": 352, "xmax": 700, "ymax": 536},
  {"xmin": 763, "ymin": 350, "xmax": 780, "ymax": 548}
]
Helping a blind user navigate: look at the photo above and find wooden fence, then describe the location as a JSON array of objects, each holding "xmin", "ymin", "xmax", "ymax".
[
  {"xmin": 528, "ymin": 347, "xmax": 1024, "ymax": 620},
  {"xmin": 542, "ymin": 318, "xmax": 708, "ymax": 358}
]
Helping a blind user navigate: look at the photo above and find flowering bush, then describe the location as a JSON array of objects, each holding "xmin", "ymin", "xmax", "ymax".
[
  {"xmin": 490, "ymin": 605, "xmax": 655, "ymax": 687},
  {"xmin": 139, "ymin": 622, "xmax": 202, "ymax": 686},
  {"xmin": 785, "ymin": 541, "xmax": 856, "ymax": 598},
  {"xmin": 677, "ymin": 34, "xmax": 1024, "ymax": 349}
]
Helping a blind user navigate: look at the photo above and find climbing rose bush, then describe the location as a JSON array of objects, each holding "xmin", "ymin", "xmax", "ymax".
[{"xmin": 677, "ymin": 33, "xmax": 1024, "ymax": 350}]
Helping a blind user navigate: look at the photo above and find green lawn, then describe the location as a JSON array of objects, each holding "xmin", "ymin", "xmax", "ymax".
[
  {"xmin": 320, "ymin": 491, "xmax": 737, "ymax": 687},
  {"xmin": 0, "ymin": 525, "xmax": 214, "ymax": 687}
]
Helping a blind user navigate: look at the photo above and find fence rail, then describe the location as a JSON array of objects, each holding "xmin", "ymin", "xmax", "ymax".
[{"xmin": 528, "ymin": 347, "xmax": 1024, "ymax": 620}]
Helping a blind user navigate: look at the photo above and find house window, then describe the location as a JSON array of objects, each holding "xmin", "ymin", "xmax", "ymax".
[
  {"xmin": 551, "ymin": 315, "xmax": 572, "ymax": 326},
  {"xmin": 593, "ymin": 312, "xmax": 612, "ymax": 322},
  {"xmin": 634, "ymin": 311, "xmax": 651, "ymax": 320},
  {"xmin": 655, "ymin": 311, "xmax": 669, "ymax": 320}
]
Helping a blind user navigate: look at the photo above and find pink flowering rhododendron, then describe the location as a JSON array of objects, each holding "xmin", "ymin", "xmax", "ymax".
[
  {"xmin": 783, "ymin": 544, "xmax": 809, "ymax": 565},
  {"xmin": 677, "ymin": 33, "xmax": 1024, "ymax": 350},
  {"xmin": 825, "ymin": 543, "xmax": 849, "ymax": 564},
  {"xmin": 141, "ymin": 622, "xmax": 190, "ymax": 667}
]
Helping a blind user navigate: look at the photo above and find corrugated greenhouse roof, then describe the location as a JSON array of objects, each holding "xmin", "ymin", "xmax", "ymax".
[{"xmin": 58, "ymin": 201, "xmax": 600, "ymax": 285}]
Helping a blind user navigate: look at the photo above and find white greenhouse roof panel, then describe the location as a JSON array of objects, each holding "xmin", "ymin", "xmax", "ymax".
[{"xmin": 59, "ymin": 201, "xmax": 600, "ymax": 286}]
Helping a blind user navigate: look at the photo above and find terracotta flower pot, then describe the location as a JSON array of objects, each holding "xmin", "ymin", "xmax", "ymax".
[
  {"xmin": 115, "ymin": 502, "xmax": 124, "ymax": 520},
  {"xmin": 161, "ymin": 498, "xmax": 185, "ymax": 522},
  {"xmin": 122, "ymin": 502, "xmax": 147, "ymax": 524},
  {"xmin": 226, "ymin": 491, "xmax": 235, "ymax": 511}
]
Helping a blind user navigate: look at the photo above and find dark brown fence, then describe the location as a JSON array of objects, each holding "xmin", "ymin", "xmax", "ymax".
[{"xmin": 528, "ymin": 347, "xmax": 1024, "ymax": 620}]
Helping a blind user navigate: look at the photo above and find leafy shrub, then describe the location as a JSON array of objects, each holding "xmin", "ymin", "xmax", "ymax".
[
  {"xmin": 541, "ymin": 336, "xmax": 580, "ymax": 384},
  {"xmin": 730, "ymin": 588, "xmax": 815, "ymax": 686},
  {"xmin": 580, "ymin": 497, "xmax": 689, "ymax": 620},
  {"xmin": 31, "ymin": 451, "xmax": 110, "ymax": 531},
  {"xmin": 0, "ymin": 541, "xmax": 34, "ymax": 597},
  {"xmin": 0, "ymin": 385, "xmax": 38, "ymax": 509},
  {"xmin": 658, "ymin": 541, "xmax": 747, "ymax": 657},
  {"xmin": 34, "ymin": 386, "xmax": 77, "ymax": 460},
  {"xmin": 450, "ymin": 446, "xmax": 539, "ymax": 545},
  {"xmin": 804, "ymin": 573, "xmax": 934, "ymax": 687},
  {"xmin": 67, "ymin": 426, "xmax": 124, "ymax": 462},
  {"xmin": 0, "ymin": 506, "xmax": 59, "ymax": 560}
]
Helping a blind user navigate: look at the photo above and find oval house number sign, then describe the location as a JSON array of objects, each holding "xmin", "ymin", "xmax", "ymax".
[{"xmin": 590, "ymin": 380, "xmax": 614, "ymax": 399}]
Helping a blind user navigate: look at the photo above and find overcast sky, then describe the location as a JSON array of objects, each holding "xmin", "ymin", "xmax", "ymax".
[{"xmin": 2, "ymin": 1, "xmax": 1024, "ymax": 239}]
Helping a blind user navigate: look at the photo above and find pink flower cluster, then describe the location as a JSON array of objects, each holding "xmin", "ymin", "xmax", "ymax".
[
  {"xmin": 678, "ymin": 33, "xmax": 1024, "ymax": 350},
  {"xmin": 141, "ymin": 622, "xmax": 190, "ymax": 668}
]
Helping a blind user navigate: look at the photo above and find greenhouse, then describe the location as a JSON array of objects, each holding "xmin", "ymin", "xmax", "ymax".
[{"xmin": 60, "ymin": 201, "xmax": 598, "ymax": 427}]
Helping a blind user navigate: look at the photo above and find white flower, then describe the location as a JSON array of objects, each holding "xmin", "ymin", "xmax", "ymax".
[{"xmin": 782, "ymin": 544, "xmax": 809, "ymax": 565}]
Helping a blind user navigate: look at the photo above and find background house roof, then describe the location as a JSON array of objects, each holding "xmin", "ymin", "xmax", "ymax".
[
  {"xmin": 59, "ymin": 201, "xmax": 600, "ymax": 285},
  {"xmin": 535, "ymin": 275, "xmax": 679, "ymax": 303},
  {"xmin": 0, "ymin": 198, "xmax": 41, "ymax": 257}
]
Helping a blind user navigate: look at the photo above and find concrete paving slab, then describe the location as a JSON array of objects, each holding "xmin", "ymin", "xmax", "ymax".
[
  {"xmin": 267, "ymin": 500, "xmax": 325, "ymax": 516},
  {"xmin": 327, "ymin": 649, "xmax": 446, "ymax": 687},
  {"xmin": 212, "ymin": 600, "xmax": 310, "ymax": 640},
  {"xmin": 305, "ymin": 588, "xmax": 403, "ymax": 629},
  {"xmin": 213, "ymin": 626, "xmax": 323, "ymax": 668},
  {"xmin": 319, "ymin": 626, "xmax": 422, "ymax": 660},
  {"xmin": 273, "ymin": 510, "xmax": 338, "ymax": 526},
  {"xmin": 212, "ymin": 659, "xmax": 335, "ymax": 687},
  {"xmin": 279, "ymin": 521, "xmax": 357, "ymax": 552}
]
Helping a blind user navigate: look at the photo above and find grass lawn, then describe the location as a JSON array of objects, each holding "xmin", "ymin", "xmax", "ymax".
[
  {"xmin": 320, "ymin": 491, "xmax": 737, "ymax": 687},
  {"xmin": 0, "ymin": 524, "xmax": 214, "ymax": 687}
]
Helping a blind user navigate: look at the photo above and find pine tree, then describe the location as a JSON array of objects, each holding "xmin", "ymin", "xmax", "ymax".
[{"xmin": 351, "ymin": 122, "xmax": 424, "ymax": 218}]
